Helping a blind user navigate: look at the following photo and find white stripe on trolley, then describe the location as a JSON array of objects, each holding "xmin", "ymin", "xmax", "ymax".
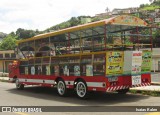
[
  {"xmin": 27, "ymin": 79, "xmax": 44, "ymax": 83},
  {"xmin": 45, "ymin": 80, "xmax": 55, "ymax": 84},
  {"xmin": 18, "ymin": 78, "xmax": 55, "ymax": 84},
  {"xmin": 106, "ymin": 85, "xmax": 131, "ymax": 92},
  {"xmin": 65, "ymin": 81, "xmax": 74, "ymax": 85},
  {"xmin": 86, "ymin": 82, "xmax": 104, "ymax": 88},
  {"xmin": 11, "ymin": 78, "xmax": 104, "ymax": 88},
  {"xmin": 132, "ymin": 82, "xmax": 151, "ymax": 87},
  {"xmin": 113, "ymin": 87, "xmax": 117, "ymax": 91},
  {"xmin": 107, "ymin": 88, "xmax": 110, "ymax": 91},
  {"xmin": 120, "ymin": 86, "xmax": 123, "ymax": 89},
  {"xmin": 110, "ymin": 87, "xmax": 114, "ymax": 91},
  {"xmin": 19, "ymin": 79, "xmax": 26, "ymax": 82},
  {"xmin": 117, "ymin": 86, "xmax": 120, "ymax": 90}
]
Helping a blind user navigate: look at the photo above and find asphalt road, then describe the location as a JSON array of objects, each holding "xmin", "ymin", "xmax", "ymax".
[{"xmin": 0, "ymin": 82, "xmax": 160, "ymax": 115}]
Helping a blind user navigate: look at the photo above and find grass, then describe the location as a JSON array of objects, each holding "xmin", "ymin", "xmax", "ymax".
[
  {"xmin": 129, "ymin": 89, "xmax": 160, "ymax": 97},
  {"xmin": 129, "ymin": 89, "xmax": 137, "ymax": 94},
  {"xmin": 141, "ymin": 5, "xmax": 160, "ymax": 11}
]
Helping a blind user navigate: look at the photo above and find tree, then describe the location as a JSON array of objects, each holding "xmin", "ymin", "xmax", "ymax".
[
  {"xmin": 0, "ymin": 32, "xmax": 7, "ymax": 39},
  {"xmin": 149, "ymin": 0, "xmax": 153, "ymax": 3},
  {"xmin": 70, "ymin": 17, "xmax": 80, "ymax": 27},
  {"xmin": 0, "ymin": 33, "xmax": 17, "ymax": 50},
  {"xmin": 16, "ymin": 28, "xmax": 36, "ymax": 39},
  {"xmin": 105, "ymin": 7, "xmax": 110, "ymax": 12},
  {"xmin": 140, "ymin": 4, "xmax": 145, "ymax": 8}
]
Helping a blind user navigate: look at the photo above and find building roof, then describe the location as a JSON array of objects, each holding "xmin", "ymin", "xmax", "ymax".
[
  {"xmin": 17, "ymin": 15, "xmax": 148, "ymax": 44},
  {"xmin": 0, "ymin": 50, "xmax": 14, "ymax": 53}
]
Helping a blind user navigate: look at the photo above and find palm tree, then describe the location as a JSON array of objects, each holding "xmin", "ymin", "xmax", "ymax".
[
  {"xmin": 105, "ymin": 7, "xmax": 110, "ymax": 12},
  {"xmin": 149, "ymin": 0, "xmax": 153, "ymax": 3}
]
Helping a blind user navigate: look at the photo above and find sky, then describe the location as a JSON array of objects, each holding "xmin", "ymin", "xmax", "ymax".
[{"xmin": 0, "ymin": 0, "xmax": 151, "ymax": 34}]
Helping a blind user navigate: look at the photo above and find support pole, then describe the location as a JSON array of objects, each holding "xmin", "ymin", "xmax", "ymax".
[
  {"xmin": 136, "ymin": 26, "xmax": 139, "ymax": 51},
  {"xmin": 104, "ymin": 25, "xmax": 107, "ymax": 50},
  {"xmin": 68, "ymin": 33, "xmax": 71, "ymax": 54},
  {"xmin": 150, "ymin": 27, "xmax": 153, "ymax": 51}
]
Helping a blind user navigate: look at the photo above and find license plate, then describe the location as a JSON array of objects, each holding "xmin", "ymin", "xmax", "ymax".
[
  {"xmin": 132, "ymin": 75, "xmax": 141, "ymax": 85},
  {"xmin": 108, "ymin": 76, "xmax": 118, "ymax": 82}
]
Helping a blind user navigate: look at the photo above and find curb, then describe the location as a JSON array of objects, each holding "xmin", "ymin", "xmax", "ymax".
[
  {"xmin": 0, "ymin": 77, "xmax": 9, "ymax": 82},
  {"xmin": 129, "ymin": 89, "xmax": 160, "ymax": 96},
  {"xmin": 0, "ymin": 79, "xmax": 9, "ymax": 82},
  {"xmin": 130, "ymin": 88, "xmax": 160, "ymax": 92},
  {"xmin": 151, "ymin": 82, "xmax": 160, "ymax": 86}
]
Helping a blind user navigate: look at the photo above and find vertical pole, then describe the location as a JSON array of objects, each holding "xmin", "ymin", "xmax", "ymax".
[
  {"xmin": 153, "ymin": 60, "xmax": 155, "ymax": 72},
  {"xmin": 136, "ymin": 26, "xmax": 139, "ymax": 51},
  {"xmin": 79, "ymin": 31, "xmax": 82, "ymax": 53},
  {"xmin": 34, "ymin": 40, "xmax": 35, "ymax": 67},
  {"xmin": 2, "ymin": 60, "xmax": 4, "ymax": 73},
  {"xmin": 49, "ymin": 36, "xmax": 51, "ymax": 56},
  {"xmin": 49, "ymin": 36, "xmax": 51, "ymax": 75},
  {"xmin": 150, "ymin": 27, "xmax": 153, "ymax": 51},
  {"xmin": 104, "ymin": 25, "xmax": 107, "ymax": 76},
  {"xmin": 92, "ymin": 28, "xmax": 94, "ymax": 52},
  {"xmin": 104, "ymin": 25, "xmax": 107, "ymax": 51},
  {"xmin": 49, "ymin": 36, "xmax": 51, "ymax": 66},
  {"xmin": 68, "ymin": 33, "xmax": 71, "ymax": 54},
  {"xmin": 104, "ymin": 53, "xmax": 106, "ymax": 76},
  {"xmin": 130, "ymin": 31, "xmax": 133, "ymax": 50}
]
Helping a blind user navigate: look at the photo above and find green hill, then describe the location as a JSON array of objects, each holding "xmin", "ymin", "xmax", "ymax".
[
  {"xmin": 0, "ymin": 32, "xmax": 7, "ymax": 42},
  {"xmin": 140, "ymin": 0, "xmax": 160, "ymax": 11},
  {"xmin": 44, "ymin": 16, "xmax": 91, "ymax": 33}
]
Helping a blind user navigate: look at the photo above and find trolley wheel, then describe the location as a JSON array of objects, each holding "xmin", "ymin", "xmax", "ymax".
[
  {"xmin": 15, "ymin": 78, "xmax": 24, "ymax": 90},
  {"xmin": 117, "ymin": 88, "xmax": 129, "ymax": 94},
  {"xmin": 57, "ymin": 80, "xmax": 68, "ymax": 96},
  {"xmin": 76, "ymin": 80, "xmax": 89, "ymax": 99}
]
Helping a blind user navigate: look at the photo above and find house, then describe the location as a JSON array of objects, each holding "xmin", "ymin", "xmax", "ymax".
[
  {"xmin": 112, "ymin": 9, "xmax": 123, "ymax": 15},
  {"xmin": 0, "ymin": 50, "xmax": 16, "ymax": 73},
  {"xmin": 152, "ymin": 48, "xmax": 160, "ymax": 72},
  {"xmin": 129, "ymin": 7, "xmax": 139, "ymax": 13},
  {"xmin": 155, "ymin": 8, "xmax": 160, "ymax": 13},
  {"xmin": 155, "ymin": 18, "xmax": 160, "ymax": 22},
  {"xmin": 95, "ymin": 12, "xmax": 112, "ymax": 17},
  {"xmin": 112, "ymin": 7, "xmax": 139, "ymax": 15}
]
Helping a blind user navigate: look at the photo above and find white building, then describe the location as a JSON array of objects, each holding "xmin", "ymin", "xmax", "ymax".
[{"xmin": 152, "ymin": 48, "xmax": 160, "ymax": 72}]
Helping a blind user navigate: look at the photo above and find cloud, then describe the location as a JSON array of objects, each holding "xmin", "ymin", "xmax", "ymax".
[{"xmin": 0, "ymin": 0, "xmax": 150, "ymax": 33}]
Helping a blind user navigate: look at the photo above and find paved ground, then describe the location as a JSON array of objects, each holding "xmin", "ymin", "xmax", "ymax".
[{"xmin": 0, "ymin": 82, "xmax": 160, "ymax": 115}]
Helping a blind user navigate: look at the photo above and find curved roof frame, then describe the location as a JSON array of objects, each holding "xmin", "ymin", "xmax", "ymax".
[{"xmin": 17, "ymin": 15, "xmax": 148, "ymax": 44}]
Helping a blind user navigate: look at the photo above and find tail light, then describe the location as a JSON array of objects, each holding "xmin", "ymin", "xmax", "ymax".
[
  {"xmin": 142, "ymin": 78, "xmax": 148, "ymax": 82},
  {"xmin": 110, "ymin": 82, "xmax": 117, "ymax": 86}
]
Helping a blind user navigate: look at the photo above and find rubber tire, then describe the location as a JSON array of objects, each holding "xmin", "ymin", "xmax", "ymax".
[
  {"xmin": 76, "ymin": 80, "xmax": 89, "ymax": 99},
  {"xmin": 15, "ymin": 78, "xmax": 24, "ymax": 90},
  {"xmin": 117, "ymin": 88, "xmax": 129, "ymax": 94},
  {"xmin": 57, "ymin": 80, "xmax": 68, "ymax": 97}
]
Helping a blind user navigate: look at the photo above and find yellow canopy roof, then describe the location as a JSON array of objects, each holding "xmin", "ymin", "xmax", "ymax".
[{"xmin": 17, "ymin": 15, "xmax": 148, "ymax": 44}]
